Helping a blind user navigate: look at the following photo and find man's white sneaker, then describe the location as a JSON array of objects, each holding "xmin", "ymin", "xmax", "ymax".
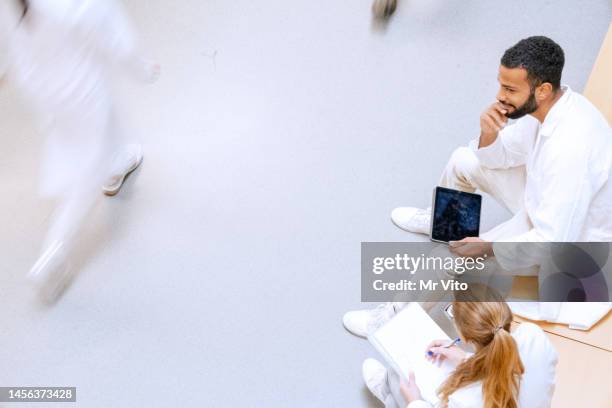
[
  {"xmin": 391, "ymin": 207, "xmax": 431, "ymax": 235},
  {"xmin": 362, "ymin": 358, "xmax": 390, "ymax": 403},
  {"xmin": 342, "ymin": 302, "xmax": 398, "ymax": 338},
  {"xmin": 103, "ymin": 144, "xmax": 143, "ymax": 196}
]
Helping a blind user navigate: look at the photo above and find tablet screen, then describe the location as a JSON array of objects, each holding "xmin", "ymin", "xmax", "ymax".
[{"xmin": 431, "ymin": 187, "xmax": 481, "ymax": 242}]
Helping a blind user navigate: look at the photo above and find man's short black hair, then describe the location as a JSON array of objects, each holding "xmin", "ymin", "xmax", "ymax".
[{"xmin": 501, "ymin": 36, "xmax": 565, "ymax": 91}]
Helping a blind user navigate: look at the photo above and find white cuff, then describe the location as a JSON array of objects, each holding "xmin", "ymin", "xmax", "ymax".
[
  {"xmin": 407, "ymin": 400, "xmax": 433, "ymax": 408},
  {"xmin": 473, "ymin": 134, "xmax": 506, "ymax": 168}
]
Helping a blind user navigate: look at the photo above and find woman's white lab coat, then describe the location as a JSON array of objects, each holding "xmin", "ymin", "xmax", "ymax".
[
  {"xmin": 0, "ymin": 0, "xmax": 149, "ymax": 197},
  {"xmin": 405, "ymin": 323, "xmax": 558, "ymax": 408}
]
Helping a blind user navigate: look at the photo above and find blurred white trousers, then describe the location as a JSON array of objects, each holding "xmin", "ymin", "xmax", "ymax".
[{"xmin": 41, "ymin": 103, "xmax": 131, "ymax": 253}]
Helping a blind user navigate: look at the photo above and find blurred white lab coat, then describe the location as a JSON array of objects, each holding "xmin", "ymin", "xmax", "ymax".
[{"xmin": 0, "ymin": 0, "xmax": 149, "ymax": 197}]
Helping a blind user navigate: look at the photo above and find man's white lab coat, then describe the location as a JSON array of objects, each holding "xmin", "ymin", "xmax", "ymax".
[
  {"xmin": 469, "ymin": 87, "xmax": 612, "ymax": 328},
  {"xmin": 467, "ymin": 86, "xmax": 612, "ymax": 269}
]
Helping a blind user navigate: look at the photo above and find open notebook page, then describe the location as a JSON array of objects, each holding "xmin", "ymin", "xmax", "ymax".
[{"xmin": 369, "ymin": 303, "xmax": 456, "ymax": 404}]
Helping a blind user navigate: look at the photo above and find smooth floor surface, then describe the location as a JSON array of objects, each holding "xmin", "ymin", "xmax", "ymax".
[{"xmin": 1, "ymin": 1, "xmax": 611, "ymax": 407}]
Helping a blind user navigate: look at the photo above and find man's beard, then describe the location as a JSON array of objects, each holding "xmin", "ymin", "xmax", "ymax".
[{"xmin": 505, "ymin": 90, "xmax": 538, "ymax": 119}]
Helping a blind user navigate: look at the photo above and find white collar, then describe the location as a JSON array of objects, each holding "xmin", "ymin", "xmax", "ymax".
[{"xmin": 538, "ymin": 85, "xmax": 572, "ymax": 137}]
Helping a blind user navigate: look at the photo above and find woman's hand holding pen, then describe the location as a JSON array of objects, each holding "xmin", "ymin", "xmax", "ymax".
[{"xmin": 426, "ymin": 339, "xmax": 467, "ymax": 366}]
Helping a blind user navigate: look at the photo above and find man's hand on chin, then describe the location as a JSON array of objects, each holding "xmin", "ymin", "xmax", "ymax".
[{"xmin": 449, "ymin": 237, "xmax": 494, "ymax": 258}]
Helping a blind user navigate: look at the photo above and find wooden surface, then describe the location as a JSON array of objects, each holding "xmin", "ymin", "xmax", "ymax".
[
  {"xmin": 514, "ymin": 310, "xmax": 612, "ymax": 352},
  {"xmin": 584, "ymin": 22, "xmax": 612, "ymax": 125},
  {"xmin": 510, "ymin": 276, "xmax": 538, "ymax": 300},
  {"xmin": 510, "ymin": 271, "xmax": 612, "ymax": 351},
  {"xmin": 512, "ymin": 320, "xmax": 612, "ymax": 408},
  {"xmin": 547, "ymin": 330, "xmax": 612, "ymax": 408}
]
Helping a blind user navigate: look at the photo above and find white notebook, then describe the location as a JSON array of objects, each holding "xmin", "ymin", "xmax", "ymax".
[{"xmin": 368, "ymin": 303, "xmax": 456, "ymax": 404}]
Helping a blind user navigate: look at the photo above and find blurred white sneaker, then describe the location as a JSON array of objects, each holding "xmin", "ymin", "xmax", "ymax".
[
  {"xmin": 391, "ymin": 206, "xmax": 431, "ymax": 235},
  {"xmin": 372, "ymin": 0, "xmax": 397, "ymax": 20},
  {"xmin": 362, "ymin": 358, "xmax": 390, "ymax": 402},
  {"xmin": 103, "ymin": 144, "xmax": 143, "ymax": 196},
  {"xmin": 27, "ymin": 241, "xmax": 73, "ymax": 303},
  {"xmin": 343, "ymin": 302, "xmax": 400, "ymax": 338}
]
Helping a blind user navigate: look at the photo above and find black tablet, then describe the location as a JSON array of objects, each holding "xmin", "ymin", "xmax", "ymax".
[{"xmin": 430, "ymin": 186, "xmax": 482, "ymax": 243}]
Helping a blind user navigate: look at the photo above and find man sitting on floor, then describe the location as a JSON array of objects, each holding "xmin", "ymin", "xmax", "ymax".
[{"xmin": 344, "ymin": 36, "xmax": 612, "ymax": 338}]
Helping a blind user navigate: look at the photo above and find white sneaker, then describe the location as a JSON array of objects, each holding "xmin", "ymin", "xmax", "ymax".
[
  {"xmin": 391, "ymin": 207, "xmax": 431, "ymax": 235},
  {"xmin": 343, "ymin": 302, "xmax": 399, "ymax": 338},
  {"xmin": 103, "ymin": 144, "xmax": 143, "ymax": 196},
  {"xmin": 27, "ymin": 241, "xmax": 73, "ymax": 303},
  {"xmin": 362, "ymin": 358, "xmax": 390, "ymax": 402}
]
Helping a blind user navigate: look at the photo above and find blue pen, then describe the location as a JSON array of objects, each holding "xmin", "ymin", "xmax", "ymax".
[{"xmin": 427, "ymin": 338, "xmax": 461, "ymax": 356}]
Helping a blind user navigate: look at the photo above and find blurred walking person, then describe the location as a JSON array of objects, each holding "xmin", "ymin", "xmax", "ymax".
[{"xmin": 0, "ymin": 0, "xmax": 160, "ymax": 301}]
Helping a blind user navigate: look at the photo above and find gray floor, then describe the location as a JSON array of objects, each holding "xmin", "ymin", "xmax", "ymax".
[{"xmin": 0, "ymin": 1, "xmax": 610, "ymax": 407}]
